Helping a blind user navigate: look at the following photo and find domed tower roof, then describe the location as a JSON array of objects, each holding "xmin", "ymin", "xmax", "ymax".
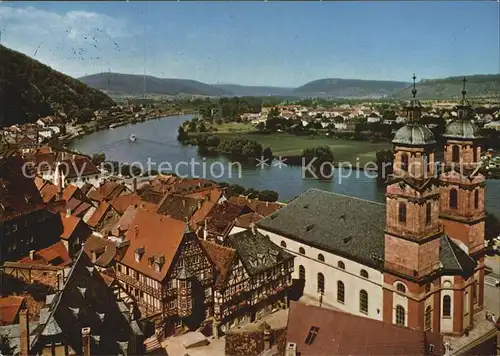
[
  {"xmin": 393, "ymin": 124, "xmax": 436, "ymax": 146},
  {"xmin": 443, "ymin": 77, "xmax": 483, "ymax": 140},
  {"xmin": 393, "ymin": 74, "xmax": 436, "ymax": 146}
]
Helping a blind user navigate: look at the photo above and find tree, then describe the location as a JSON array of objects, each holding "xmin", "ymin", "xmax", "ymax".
[
  {"xmin": 255, "ymin": 122, "xmax": 266, "ymax": 132},
  {"xmin": 0, "ymin": 334, "xmax": 14, "ymax": 355},
  {"xmin": 177, "ymin": 126, "xmax": 187, "ymax": 141},
  {"xmin": 91, "ymin": 152, "xmax": 106, "ymax": 166},
  {"xmin": 485, "ymin": 212, "xmax": 500, "ymax": 241},
  {"xmin": 262, "ymin": 147, "xmax": 273, "ymax": 160},
  {"xmin": 258, "ymin": 190, "xmax": 279, "ymax": 202}
]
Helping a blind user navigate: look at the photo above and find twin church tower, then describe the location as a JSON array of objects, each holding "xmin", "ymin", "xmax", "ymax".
[{"xmin": 383, "ymin": 75, "xmax": 485, "ymax": 334}]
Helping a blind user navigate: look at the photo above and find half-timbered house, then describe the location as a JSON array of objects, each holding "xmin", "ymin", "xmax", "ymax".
[{"xmin": 114, "ymin": 208, "xmax": 216, "ymax": 337}]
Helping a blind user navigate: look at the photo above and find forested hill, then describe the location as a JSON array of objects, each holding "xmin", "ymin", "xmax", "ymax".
[
  {"xmin": 0, "ymin": 45, "xmax": 114, "ymax": 126},
  {"xmin": 393, "ymin": 74, "xmax": 500, "ymax": 99},
  {"xmin": 79, "ymin": 73, "xmax": 231, "ymax": 97}
]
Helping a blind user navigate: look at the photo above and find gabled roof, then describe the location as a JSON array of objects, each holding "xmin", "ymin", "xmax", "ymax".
[
  {"xmin": 83, "ymin": 235, "xmax": 118, "ymax": 268},
  {"xmin": 110, "ymin": 193, "xmax": 142, "ymax": 214},
  {"xmin": 59, "ymin": 212, "xmax": 83, "ymax": 240},
  {"xmin": 119, "ymin": 209, "xmax": 187, "ymax": 281},
  {"xmin": 30, "ymin": 251, "xmax": 140, "ymax": 355},
  {"xmin": 200, "ymin": 240, "xmax": 236, "ymax": 288},
  {"xmin": 156, "ymin": 194, "xmax": 201, "ymax": 221},
  {"xmin": 287, "ymin": 302, "xmax": 444, "ymax": 356},
  {"xmin": 0, "ymin": 296, "xmax": 25, "ymax": 325},
  {"xmin": 228, "ymin": 196, "xmax": 283, "ymax": 217},
  {"xmin": 86, "ymin": 202, "xmax": 112, "ymax": 228},
  {"xmin": 88, "ymin": 181, "xmax": 129, "ymax": 202},
  {"xmin": 189, "ymin": 200, "xmax": 216, "ymax": 230},
  {"xmin": 226, "ymin": 229, "xmax": 294, "ymax": 276},
  {"xmin": 234, "ymin": 212, "xmax": 264, "ymax": 228},
  {"xmin": 17, "ymin": 241, "xmax": 72, "ymax": 266},
  {"xmin": 185, "ymin": 188, "xmax": 223, "ymax": 203},
  {"xmin": 205, "ymin": 201, "xmax": 249, "ymax": 237}
]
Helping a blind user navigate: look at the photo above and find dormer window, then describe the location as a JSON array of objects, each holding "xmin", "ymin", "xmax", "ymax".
[
  {"xmin": 135, "ymin": 247, "xmax": 145, "ymax": 262},
  {"xmin": 154, "ymin": 256, "xmax": 165, "ymax": 272}
]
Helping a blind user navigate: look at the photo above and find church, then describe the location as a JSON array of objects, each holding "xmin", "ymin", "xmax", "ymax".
[{"xmin": 256, "ymin": 76, "xmax": 486, "ymax": 335}]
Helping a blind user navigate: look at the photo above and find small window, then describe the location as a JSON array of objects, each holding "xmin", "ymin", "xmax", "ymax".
[
  {"xmin": 425, "ymin": 306, "xmax": 432, "ymax": 331},
  {"xmin": 360, "ymin": 269, "xmax": 369, "ymax": 279},
  {"xmin": 396, "ymin": 305, "xmax": 405, "ymax": 326},
  {"xmin": 337, "ymin": 261, "xmax": 345, "ymax": 270},
  {"xmin": 474, "ymin": 190, "xmax": 479, "ymax": 209},
  {"xmin": 398, "ymin": 202, "xmax": 407, "ymax": 223},
  {"xmin": 452, "ymin": 145, "xmax": 460, "ymax": 163},
  {"xmin": 299, "ymin": 265, "xmax": 305, "ymax": 280},
  {"xmin": 317, "ymin": 273, "xmax": 325, "ymax": 294},
  {"xmin": 450, "ymin": 189, "xmax": 458, "ymax": 209},
  {"xmin": 318, "ymin": 254, "xmax": 325, "ymax": 262},
  {"xmin": 337, "ymin": 281, "xmax": 345, "ymax": 303},
  {"xmin": 401, "ymin": 153, "xmax": 409, "ymax": 171},
  {"xmin": 12, "ymin": 224, "xmax": 18, "ymax": 233},
  {"xmin": 426, "ymin": 202, "xmax": 432, "ymax": 225},
  {"xmin": 280, "ymin": 241, "xmax": 286, "ymax": 248},
  {"xmin": 299, "ymin": 247, "xmax": 305, "ymax": 255},
  {"xmin": 443, "ymin": 295, "xmax": 451, "ymax": 317},
  {"xmin": 304, "ymin": 326, "xmax": 319, "ymax": 345},
  {"xmin": 396, "ymin": 283, "xmax": 406, "ymax": 293},
  {"xmin": 359, "ymin": 290, "xmax": 368, "ymax": 314}
]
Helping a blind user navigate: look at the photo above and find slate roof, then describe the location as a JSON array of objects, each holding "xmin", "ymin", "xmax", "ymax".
[
  {"xmin": 257, "ymin": 188, "xmax": 476, "ymax": 276},
  {"xmin": 287, "ymin": 301, "xmax": 444, "ymax": 356},
  {"xmin": 30, "ymin": 250, "xmax": 141, "ymax": 355},
  {"xmin": 226, "ymin": 229, "xmax": 294, "ymax": 276},
  {"xmin": 257, "ymin": 189, "xmax": 386, "ymax": 268}
]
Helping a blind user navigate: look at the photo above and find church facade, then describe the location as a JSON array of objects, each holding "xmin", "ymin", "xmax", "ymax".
[{"xmin": 257, "ymin": 77, "xmax": 485, "ymax": 336}]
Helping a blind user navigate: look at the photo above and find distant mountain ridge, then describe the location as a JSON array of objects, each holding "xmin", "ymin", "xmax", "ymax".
[
  {"xmin": 78, "ymin": 72, "xmax": 500, "ymax": 100},
  {"xmin": 0, "ymin": 45, "xmax": 114, "ymax": 126}
]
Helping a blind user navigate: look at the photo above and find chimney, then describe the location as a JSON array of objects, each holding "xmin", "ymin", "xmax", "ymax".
[
  {"xmin": 103, "ymin": 230, "xmax": 109, "ymax": 239},
  {"xmin": 91, "ymin": 249, "xmax": 97, "ymax": 262},
  {"xmin": 57, "ymin": 164, "xmax": 64, "ymax": 199},
  {"xmin": 134, "ymin": 225, "xmax": 139, "ymax": 239},
  {"xmin": 66, "ymin": 208, "xmax": 71, "ymax": 217},
  {"xmin": 197, "ymin": 200, "xmax": 202, "ymax": 210},
  {"xmin": 133, "ymin": 178, "xmax": 137, "ymax": 193},
  {"xmin": 19, "ymin": 309, "xmax": 29, "ymax": 356},
  {"xmin": 82, "ymin": 327, "xmax": 91, "ymax": 356},
  {"xmin": 285, "ymin": 342, "xmax": 297, "ymax": 356},
  {"xmin": 251, "ymin": 223, "xmax": 256, "ymax": 235},
  {"xmin": 29, "ymin": 250, "xmax": 35, "ymax": 260},
  {"xmin": 266, "ymin": 201, "xmax": 269, "ymax": 207}
]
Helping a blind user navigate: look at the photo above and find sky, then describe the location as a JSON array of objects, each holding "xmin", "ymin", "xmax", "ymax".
[{"xmin": 0, "ymin": 2, "xmax": 499, "ymax": 87}]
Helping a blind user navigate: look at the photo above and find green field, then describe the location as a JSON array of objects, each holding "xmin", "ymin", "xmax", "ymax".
[{"xmin": 217, "ymin": 133, "xmax": 392, "ymax": 166}]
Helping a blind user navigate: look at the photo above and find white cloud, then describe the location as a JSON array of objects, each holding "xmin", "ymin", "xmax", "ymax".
[{"xmin": 0, "ymin": 5, "xmax": 138, "ymax": 77}]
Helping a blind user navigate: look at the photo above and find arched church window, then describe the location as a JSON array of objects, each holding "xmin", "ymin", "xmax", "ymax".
[
  {"xmin": 426, "ymin": 202, "xmax": 432, "ymax": 225},
  {"xmin": 360, "ymin": 269, "xmax": 369, "ymax": 279},
  {"xmin": 299, "ymin": 265, "xmax": 305, "ymax": 280},
  {"xmin": 452, "ymin": 145, "xmax": 460, "ymax": 163},
  {"xmin": 396, "ymin": 305, "xmax": 406, "ymax": 326},
  {"xmin": 401, "ymin": 153, "xmax": 409, "ymax": 172},
  {"xmin": 443, "ymin": 295, "xmax": 451, "ymax": 317},
  {"xmin": 474, "ymin": 190, "xmax": 479, "ymax": 209},
  {"xmin": 359, "ymin": 290, "xmax": 368, "ymax": 314},
  {"xmin": 337, "ymin": 261, "xmax": 345, "ymax": 270},
  {"xmin": 337, "ymin": 281, "xmax": 345, "ymax": 303},
  {"xmin": 425, "ymin": 306, "xmax": 432, "ymax": 331},
  {"xmin": 317, "ymin": 273, "xmax": 325, "ymax": 294},
  {"xmin": 450, "ymin": 189, "xmax": 458, "ymax": 209},
  {"xmin": 398, "ymin": 202, "xmax": 407, "ymax": 223}
]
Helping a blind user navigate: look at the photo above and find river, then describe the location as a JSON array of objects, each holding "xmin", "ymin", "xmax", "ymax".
[{"xmin": 70, "ymin": 114, "xmax": 500, "ymax": 215}]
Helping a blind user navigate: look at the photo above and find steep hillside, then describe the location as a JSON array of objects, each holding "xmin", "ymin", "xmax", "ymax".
[
  {"xmin": 213, "ymin": 84, "xmax": 296, "ymax": 97},
  {"xmin": 293, "ymin": 78, "xmax": 410, "ymax": 98},
  {"xmin": 393, "ymin": 74, "xmax": 500, "ymax": 99},
  {"xmin": 0, "ymin": 45, "xmax": 114, "ymax": 126},
  {"xmin": 79, "ymin": 73, "xmax": 231, "ymax": 97}
]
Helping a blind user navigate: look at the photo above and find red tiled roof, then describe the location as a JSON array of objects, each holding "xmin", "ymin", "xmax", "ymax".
[
  {"xmin": 57, "ymin": 157, "xmax": 99, "ymax": 179},
  {"xmin": 189, "ymin": 200, "xmax": 216, "ymax": 230},
  {"xmin": 120, "ymin": 209, "xmax": 186, "ymax": 281},
  {"xmin": 60, "ymin": 212, "xmax": 82, "ymax": 240},
  {"xmin": 0, "ymin": 296, "xmax": 25, "ymax": 325},
  {"xmin": 200, "ymin": 240, "xmax": 236, "ymax": 288},
  {"xmin": 185, "ymin": 188, "xmax": 223, "ymax": 203},
  {"xmin": 62, "ymin": 185, "xmax": 78, "ymax": 201},
  {"xmin": 83, "ymin": 235, "xmax": 117, "ymax": 268},
  {"xmin": 39, "ymin": 183, "xmax": 59, "ymax": 203},
  {"xmin": 228, "ymin": 196, "xmax": 283, "ymax": 217},
  {"xmin": 234, "ymin": 212, "xmax": 264, "ymax": 228},
  {"xmin": 17, "ymin": 241, "xmax": 71, "ymax": 266},
  {"xmin": 87, "ymin": 202, "xmax": 111, "ymax": 228},
  {"xmin": 286, "ymin": 302, "xmax": 444, "ymax": 356},
  {"xmin": 205, "ymin": 201, "xmax": 247, "ymax": 237},
  {"xmin": 111, "ymin": 193, "xmax": 143, "ymax": 214}
]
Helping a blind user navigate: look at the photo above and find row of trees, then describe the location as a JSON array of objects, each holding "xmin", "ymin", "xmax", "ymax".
[
  {"xmin": 219, "ymin": 181, "xmax": 279, "ymax": 202},
  {"xmin": 193, "ymin": 135, "xmax": 273, "ymax": 160}
]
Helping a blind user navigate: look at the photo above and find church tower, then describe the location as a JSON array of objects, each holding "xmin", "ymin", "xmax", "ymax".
[
  {"xmin": 439, "ymin": 78, "xmax": 486, "ymax": 310},
  {"xmin": 383, "ymin": 75, "xmax": 444, "ymax": 332}
]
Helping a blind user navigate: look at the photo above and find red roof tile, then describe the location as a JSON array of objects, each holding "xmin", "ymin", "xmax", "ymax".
[
  {"xmin": 234, "ymin": 212, "xmax": 264, "ymax": 228},
  {"xmin": 120, "ymin": 209, "xmax": 187, "ymax": 281},
  {"xmin": 59, "ymin": 212, "xmax": 82, "ymax": 240},
  {"xmin": 200, "ymin": 240, "xmax": 236, "ymax": 288},
  {"xmin": 205, "ymin": 201, "xmax": 248, "ymax": 237},
  {"xmin": 228, "ymin": 196, "xmax": 283, "ymax": 217},
  {"xmin": 83, "ymin": 235, "xmax": 117, "ymax": 267},
  {"xmin": 0, "ymin": 296, "xmax": 25, "ymax": 325},
  {"xmin": 286, "ymin": 302, "xmax": 444, "ymax": 356},
  {"xmin": 87, "ymin": 202, "xmax": 111, "ymax": 228},
  {"xmin": 111, "ymin": 193, "xmax": 143, "ymax": 214},
  {"xmin": 189, "ymin": 200, "xmax": 216, "ymax": 230},
  {"xmin": 17, "ymin": 241, "xmax": 71, "ymax": 266}
]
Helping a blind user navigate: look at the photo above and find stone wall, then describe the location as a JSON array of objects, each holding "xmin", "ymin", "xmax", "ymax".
[{"xmin": 225, "ymin": 330, "xmax": 265, "ymax": 356}]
